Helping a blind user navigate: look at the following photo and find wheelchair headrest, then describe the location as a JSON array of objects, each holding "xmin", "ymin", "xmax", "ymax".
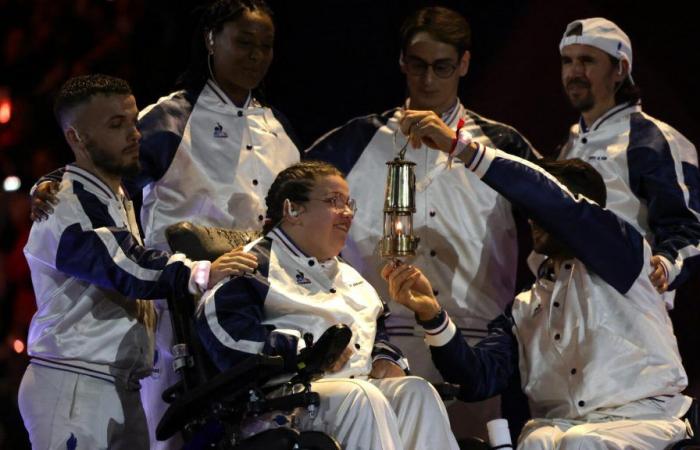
[{"xmin": 165, "ymin": 221, "xmax": 260, "ymax": 261}]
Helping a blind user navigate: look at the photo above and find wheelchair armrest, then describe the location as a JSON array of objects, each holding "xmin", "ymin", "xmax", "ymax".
[{"xmin": 165, "ymin": 221, "xmax": 260, "ymax": 261}]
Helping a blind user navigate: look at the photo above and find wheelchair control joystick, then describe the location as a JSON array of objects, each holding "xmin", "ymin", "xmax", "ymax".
[{"xmin": 295, "ymin": 324, "xmax": 353, "ymax": 383}]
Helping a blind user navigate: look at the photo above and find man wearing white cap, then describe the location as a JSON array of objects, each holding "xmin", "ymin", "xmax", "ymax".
[{"xmin": 558, "ymin": 17, "xmax": 700, "ymax": 297}]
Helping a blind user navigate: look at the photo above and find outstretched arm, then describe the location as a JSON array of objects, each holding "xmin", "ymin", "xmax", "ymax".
[{"xmin": 381, "ymin": 262, "xmax": 518, "ymax": 400}]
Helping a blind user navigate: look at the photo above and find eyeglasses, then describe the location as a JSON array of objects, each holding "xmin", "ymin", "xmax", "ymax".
[
  {"xmin": 402, "ymin": 56, "xmax": 458, "ymax": 79},
  {"xmin": 309, "ymin": 194, "xmax": 357, "ymax": 214}
]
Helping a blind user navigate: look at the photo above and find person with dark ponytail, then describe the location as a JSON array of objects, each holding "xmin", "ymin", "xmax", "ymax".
[
  {"xmin": 136, "ymin": 0, "xmax": 299, "ymax": 251},
  {"xmin": 197, "ymin": 160, "xmax": 459, "ymax": 450},
  {"xmin": 134, "ymin": 2, "xmax": 300, "ymax": 447}
]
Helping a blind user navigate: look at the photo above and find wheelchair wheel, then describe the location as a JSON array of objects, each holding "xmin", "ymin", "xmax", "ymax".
[{"xmin": 298, "ymin": 431, "xmax": 342, "ymax": 450}]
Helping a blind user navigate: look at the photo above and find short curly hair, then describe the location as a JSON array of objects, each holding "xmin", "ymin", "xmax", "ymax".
[{"xmin": 53, "ymin": 74, "xmax": 132, "ymax": 128}]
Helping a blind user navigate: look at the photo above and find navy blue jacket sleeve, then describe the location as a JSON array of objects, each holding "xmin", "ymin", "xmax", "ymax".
[
  {"xmin": 473, "ymin": 148, "xmax": 645, "ymax": 294},
  {"xmin": 420, "ymin": 310, "xmax": 518, "ymax": 401},
  {"xmin": 128, "ymin": 90, "xmax": 199, "ymax": 196},
  {"xmin": 305, "ymin": 110, "xmax": 395, "ymax": 175},
  {"xmin": 627, "ymin": 113, "xmax": 700, "ymax": 289},
  {"xmin": 54, "ymin": 185, "xmax": 192, "ymax": 299},
  {"xmin": 195, "ymin": 241, "xmax": 300, "ymax": 372}
]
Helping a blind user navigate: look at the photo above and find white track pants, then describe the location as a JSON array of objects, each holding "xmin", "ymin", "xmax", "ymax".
[
  {"xmin": 302, "ymin": 376, "xmax": 459, "ymax": 450},
  {"xmin": 18, "ymin": 363, "xmax": 148, "ymax": 450},
  {"xmin": 518, "ymin": 417, "xmax": 688, "ymax": 450}
]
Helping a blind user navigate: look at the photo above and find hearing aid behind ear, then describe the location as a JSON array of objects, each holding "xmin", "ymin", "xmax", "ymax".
[{"xmin": 285, "ymin": 199, "xmax": 299, "ymax": 217}]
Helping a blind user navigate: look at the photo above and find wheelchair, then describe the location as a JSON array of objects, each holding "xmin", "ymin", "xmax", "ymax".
[
  {"xmin": 156, "ymin": 221, "xmax": 343, "ymax": 449},
  {"xmin": 156, "ymin": 221, "xmax": 700, "ymax": 450}
]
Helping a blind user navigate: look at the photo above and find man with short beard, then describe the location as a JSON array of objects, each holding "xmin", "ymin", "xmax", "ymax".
[
  {"xmin": 557, "ymin": 18, "xmax": 700, "ymax": 297},
  {"xmin": 18, "ymin": 74, "xmax": 244, "ymax": 449}
]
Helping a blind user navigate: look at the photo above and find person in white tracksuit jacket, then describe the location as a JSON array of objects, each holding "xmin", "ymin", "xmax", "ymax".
[
  {"xmin": 305, "ymin": 7, "xmax": 539, "ymax": 438},
  {"xmin": 19, "ymin": 74, "xmax": 241, "ymax": 450},
  {"xmin": 197, "ymin": 161, "xmax": 459, "ymax": 450},
  {"xmin": 30, "ymin": 3, "xmax": 301, "ymax": 448},
  {"xmin": 556, "ymin": 18, "xmax": 700, "ymax": 297},
  {"xmin": 381, "ymin": 143, "xmax": 690, "ymax": 449}
]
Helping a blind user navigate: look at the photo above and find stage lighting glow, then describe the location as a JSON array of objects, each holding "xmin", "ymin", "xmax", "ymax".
[
  {"xmin": 3, "ymin": 175, "xmax": 21, "ymax": 192},
  {"xmin": 13, "ymin": 339, "xmax": 25, "ymax": 354},
  {"xmin": 0, "ymin": 97, "xmax": 10, "ymax": 124}
]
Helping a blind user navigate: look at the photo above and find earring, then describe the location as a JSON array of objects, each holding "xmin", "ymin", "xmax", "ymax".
[{"xmin": 208, "ymin": 31, "xmax": 214, "ymax": 55}]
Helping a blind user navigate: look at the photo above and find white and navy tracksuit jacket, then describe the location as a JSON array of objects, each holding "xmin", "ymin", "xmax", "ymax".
[
  {"xmin": 23, "ymin": 165, "xmax": 199, "ymax": 387},
  {"xmin": 420, "ymin": 147, "xmax": 690, "ymax": 421},
  {"xmin": 196, "ymin": 227, "xmax": 407, "ymax": 378},
  {"xmin": 134, "ymin": 80, "xmax": 301, "ymax": 249},
  {"xmin": 559, "ymin": 101, "xmax": 700, "ymax": 289},
  {"xmin": 37, "ymin": 80, "xmax": 300, "ymax": 250},
  {"xmin": 306, "ymin": 101, "xmax": 537, "ymax": 342}
]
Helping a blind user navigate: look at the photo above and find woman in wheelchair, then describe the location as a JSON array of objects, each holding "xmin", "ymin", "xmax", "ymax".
[{"xmin": 195, "ymin": 161, "xmax": 459, "ymax": 450}]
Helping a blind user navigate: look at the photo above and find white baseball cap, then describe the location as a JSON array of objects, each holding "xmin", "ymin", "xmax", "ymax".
[{"xmin": 559, "ymin": 17, "xmax": 634, "ymax": 84}]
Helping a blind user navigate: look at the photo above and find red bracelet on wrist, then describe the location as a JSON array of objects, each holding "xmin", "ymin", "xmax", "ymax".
[{"xmin": 449, "ymin": 117, "xmax": 466, "ymax": 155}]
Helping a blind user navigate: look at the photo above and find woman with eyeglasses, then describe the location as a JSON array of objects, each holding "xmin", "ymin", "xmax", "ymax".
[{"xmin": 196, "ymin": 161, "xmax": 459, "ymax": 450}]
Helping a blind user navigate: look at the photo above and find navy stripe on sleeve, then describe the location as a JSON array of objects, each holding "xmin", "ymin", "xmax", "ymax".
[
  {"xmin": 134, "ymin": 89, "xmax": 199, "ymax": 189},
  {"xmin": 196, "ymin": 238, "xmax": 278, "ymax": 372},
  {"xmin": 627, "ymin": 112, "xmax": 700, "ymax": 263},
  {"xmin": 483, "ymin": 155, "xmax": 645, "ymax": 294},
  {"xmin": 305, "ymin": 109, "xmax": 396, "ymax": 175},
  {"xmin": 466, "ymin": 109, "xmax": 537, "ymax": 161},
  {"xmin": 56, "ymin": 182, "xmax": 189, "ymax": 298},
  {"xmin": 72, "ymin": 181, "xmax": 116, "ymax": 228},
  {"xmin": 56, "ymin": 223, "xmax": 186, "ymax": 299}
]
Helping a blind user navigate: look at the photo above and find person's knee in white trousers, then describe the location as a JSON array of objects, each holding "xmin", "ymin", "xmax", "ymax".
[
  {"xmin": 304, "ymin": 375, "xmax": 459, "ymax": 450},
  {"xmin": 19, "ymin": 364, "xmax": 149, "ymax": 450},
  {"xmin": 518, "ymin": 418, "xmax": 688, "ymax": 450}
]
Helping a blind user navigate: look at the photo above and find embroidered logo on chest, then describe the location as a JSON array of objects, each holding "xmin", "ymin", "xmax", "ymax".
[{"xmin": 213, "ymin": 122, "xmax": 229, "ymax": 138}]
